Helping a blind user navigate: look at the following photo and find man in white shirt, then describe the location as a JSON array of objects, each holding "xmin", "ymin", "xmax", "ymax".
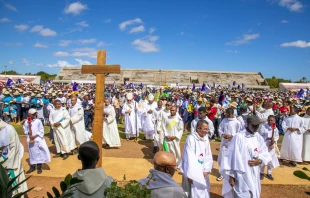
[{"xmin": 191, "ymin": 107, "xmax": 215, "ymax": 139}]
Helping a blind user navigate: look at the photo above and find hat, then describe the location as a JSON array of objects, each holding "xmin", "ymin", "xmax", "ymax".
[
  {"xmin": 13, "ymin": 91, "xmax": 20, "ymax": 96},
  {"xmin": 4, "ymin": 102, "xmax": 9, "ymax": 105},
  {"xmin": 58, "ymin": 92, "xmax": 63, "ymax": 95},
  {"xmin": 52, "ymin": 93, "xmax": 56, "ymax": 97},
  {"xmin": 148, "ymin": 93, "xmax": 154, "ymax": 101},
  {"xmin": 126, "ymin": 93, "xmax": 133, "ymax": 100},
  {"xmin": 36, "ymin": 94, "xmax": 42, "ymax": 98},
  {"xmin": 4, "ymin": 91, "xmax": 10, "ymax": 95},
  {"xmin": 229, "ymin": 102, "xmax": 238, "ymax": 108},
  {"xmin": 246, "ymin": 98, "xmax": 252, "ymax": 103},
  {"xmin": 227, "ymin": 97, "xmax": 231, "ymax": 101},
  {"xmin": 28, "ymin": 108, "xmax": 37, "ymax": 114},
  {"xmin": 31, "ymin": 93, "xmax": 36, "ymax": 97},
  {"xmin": 197, "ymin": 97, "xmax": 203, "ymax": 102}
]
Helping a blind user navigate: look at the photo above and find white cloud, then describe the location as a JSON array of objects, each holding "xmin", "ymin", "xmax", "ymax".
[
  {"xmin": 59, "ymin": 40, "xmax": 72, "ymax": 47},
  {"xmin": 280, "ymin": 40, "xmax": 310, "ymax": 48},
  {"xmin": 129, "ymin": 25, "xmax": 145, "ymax": 34},
  {"xmin": 0, "ymin": 18, "xmax": 11, "ymax": 23},
  {"xmin": 30, "ymin": 25, "xmax": 57, "ymax": 36},
  {"xmin": 4, "ymin": 43, "xmax": 23, "ymax": 46},
  {"xmin": 104, "ymin": 19, "xmax": 111, "ymax": 23},
  {"xmin": 34, "ymin": 43, "xmax": 48, "ymax": 48},
  {"xmin": 5, "ymin": 4, "xmax": 17, "ymax": 11},
  {"xmin": 9, "ymin": 61, "xmax": 14, "ymax": 65},
  {"xmin": 76, "ymin": 21, "xmax": 89, "ymax": 27},
  {"xmin": 180, "ymin": 32, "xmax": 185, "ymax": 36},
  {"xmin": 132, "ymin": 35, "xmax": 160, "ymax": 53},
  {"xmin": 226, "ymin": 33, "xmax": 260, "ymax": 45},
  {"xmin": 281, "ymin": 20, "xmax": 289, "ymax": 23},
  {"xmin": 278, "ymin": 0, "xmax": 303, "ymax": 12},
  {"xmin": 71, "ymin": 47, "xmax": 97, "ymax": 58},
  {"xmin": 22, "ymin": 59, "xmax": 30, "ymax": 66},
  {"xmin": 77, "ymin": 38, "xmax": 96, "ymax": 44},
  {"xmin": 14, "ymin": 24, "xmax": 29, "ymax": 31},
  {"xmin": 97, "ymin": 41, "xmax": 105, "ymax": 47},
  {"xmin": 226, "ymin": 50, "xmax": 239, "ymax": 54},
  {"xmin": 119, "ymin": 18, "xmax": 142, "ymax": 31},
  {"xmin": 64, "ymin": 2, "xmax": 88, "ymax": 15},
  {"xmin": 149, "ymin": 27, "xmax": 155, "ymax": 34},
  {"xmin": 53, "ymin": 51, "xmax": 70, "ymax": 57},
  {"xmin": 45, "ymin": 59, "xmax": 91, "ymax": 68}
]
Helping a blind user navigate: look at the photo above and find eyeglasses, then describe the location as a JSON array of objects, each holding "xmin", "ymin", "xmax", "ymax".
[
  {"xmin": 156, "ymin": 164, "xmax": 177, "ymax": 171},
  {"xmin": 166, "ymin": 104, "xmax": 171, "ymax": 106}
]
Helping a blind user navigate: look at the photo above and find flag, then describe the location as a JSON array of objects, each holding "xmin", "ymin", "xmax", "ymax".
[
  {"xmin": 242, "ymin": 83, "xmax": 245, "ymax": 89},
  {"xmin": 140, "ymin": 83, "xmax": 143, "ymax": 88},
  {"xmin": 6, "ymin": 78, "xmax": 13, "ymax": 87},
  {"xmin": 124, "ymin": 80, "xmax": 128, "ymax": 86},
  {"xmin": 17, "ymin": 78, "xmax": 24, "ymax": 84},
  {"xmin": 213, "ymin": 82, "xmax": 216, "ymax": 88},
  {"xmin": 176, "ymin": 83, "xmax": 179, "ymax": 88},
  {"xmin": 113, "ymin": 81, "xmax": 116, "ymax": 88},
  {"xmin": 228, "ymin": 84, "xmax": 231, "ymax": 89},
  {"xmin": 206, "ymin": 84, "xmax": 211, "ymax": 92},
  {"xmin": 46, "ymin": 80, "xmax": 52, "ymax": 87},
  {"xmin": 163, "ymin": 139, "xmax": 170, "ymax": 152},
  {"xmin": 218, "ymin": 85, "xmax": 222, "ymax": 89},
  {"xmin": 307, "ymin": 88, "xmax": 310, "ymax": 93},
  {"xmin": 192, "ymin": 84, "xmax": 196, "ymax": 91},
  {"xmin": 238, "ymin": 84, "xmax": 241, "ymax": 90},
  {"xmin": 233, "ymin": 81, "xmax": 236, "ymax": 86},
  {"xmin": 201, "ymin": 83, "xmax": 206, "ymax": 91},
  {"xmin": 72, "ymin": 81, "xmax": 78, "ymax": 91},
  {"xmin": 297, "ymin": 88, "xmax": 305, "ymax": 98},
  {"xmin": 43, "ymin": 87, "xmax": 47, "ymax": 94}
]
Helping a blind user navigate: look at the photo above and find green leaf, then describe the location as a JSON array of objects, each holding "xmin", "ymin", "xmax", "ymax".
[
  {"xmin": 302, "ymin": 167, "xmax": 310, "ymax": 172},
  {"xmin": 69, "ymin": 178, "xmax": 83, "ymax": 186},
  {"xmin": 7, "ymin": 172, "xmax": 23, "ymax": 189},
  {"xmin": 60, "ymin": 181, "xmax": 67, "ymax": 193},
  {"xmin": 47, "ymin": 191, "xmax": 53, "ymax": 198},
  {"xmin": 52, "ymin": 187, "xmax": 61, "ymax": 198},
  {"xmin": 64, "ymin": 174, "xmax": 72, "ymax": 187},
  {"xmin": 12, "ymin": 187, "xmax": 34, "ymax": 198},
  {"xmin": 293, "ymin": 170, "xmax": 310, "ymax": 181},
  {"xmin": 8, "ymin": 176, "xmax": 32, "ymax": 194}
]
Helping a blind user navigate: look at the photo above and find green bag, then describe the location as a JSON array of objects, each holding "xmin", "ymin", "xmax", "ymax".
[{"xmin": 163, "ymin": 138, "xmax": 169, "ymax": 152}]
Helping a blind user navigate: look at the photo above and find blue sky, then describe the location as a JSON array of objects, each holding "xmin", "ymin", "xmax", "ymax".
[{"xmin": 0, "ymin": 0, "xmax": 309, "ymax": 81}]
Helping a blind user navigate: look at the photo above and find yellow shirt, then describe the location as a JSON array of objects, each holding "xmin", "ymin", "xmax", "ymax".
[{"xmin": 187, "ymin": 104, "xmax": 194, "ymax": 113}]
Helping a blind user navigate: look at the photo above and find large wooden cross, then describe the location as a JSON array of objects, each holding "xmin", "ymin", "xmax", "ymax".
[{"xmin": 81, "ymin": 50, "xmax": 120, "ymax": 167}]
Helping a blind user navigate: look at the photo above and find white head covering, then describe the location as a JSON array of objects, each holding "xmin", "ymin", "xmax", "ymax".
[
  {"xmin": 148, "ymin": 93, "xmax": 154, "ymax": 101},
  {"xmin": 126, "ymin": 93, "xmax": 133, "ymax": 100},
  {"xmin": 28, "ymin": 108, "xmax": 37, "ymax": 114}
]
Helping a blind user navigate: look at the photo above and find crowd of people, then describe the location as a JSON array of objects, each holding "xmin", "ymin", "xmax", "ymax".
[{"xmin": 1, "ymin": 82, "xmax": 310, "ymax": 197}]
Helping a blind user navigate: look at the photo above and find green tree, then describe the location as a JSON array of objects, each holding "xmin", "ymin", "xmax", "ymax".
[
  {"xmin": 265, "ymin": 76, "xmax": 292, "ymax": 88},
  {"xmin": 1, "ymin": 70, "xmax": 20, "ymax": 75},
  {"xmin": 35, "ymin": 71, "xmax": 57, "ymax": 80}
]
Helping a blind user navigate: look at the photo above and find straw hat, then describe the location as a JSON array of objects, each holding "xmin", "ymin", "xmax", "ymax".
[
  {"xmin": 148, "ymin": 93, "xmax": 154, "ymax": 101},
  {"xmin": 4, "ymin": 91, "xmax": 10, "ymax": 95},
  {"xmin": 31, "ymin": 93, "xmax": 36, "ymax": 97},
  {"xmin": 229, "ymin": 102, "xmax": 238, "ymax": 108},
  {"xmin": 126, "ymin": 92, "xmax": 133, "ymax": 100},
  {"xmin": 28, "ymin": 108, "xmax": 37, "ymax": 114},
  {"xmin": 36, "ymin": 94, "xmax": 42, "ymax": 98},
  {"xmin": 197, "ymin": 97, "xmax": 203, "ymax": 102},
  {"xmin": 13, "ymin": 91, "xmax": 20, "ymax": 96}
]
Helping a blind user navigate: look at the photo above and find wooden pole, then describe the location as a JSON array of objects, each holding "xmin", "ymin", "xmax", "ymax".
[{"xmin": 94, "ymin": 50, "xmax": 106, "ymax": 167}]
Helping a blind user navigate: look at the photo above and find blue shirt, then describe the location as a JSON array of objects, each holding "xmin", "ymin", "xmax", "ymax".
[
  {"xmin": 3, "ymin": 106, "xmax": 10, "ymax": 113},
  {"xmin": 43, "ymin": 98, "xmax": 50, "ymax": 105},
  {"xmin": 2, "ymin": 96, "xmax": 12, "ymax": 103},
  {"xmin": 14, "ymin": 96, "xmax": 22, "ymax": 103},
  {"xmin": 10, "ymin": 105, "xmax": 17, "ymax": 113}
]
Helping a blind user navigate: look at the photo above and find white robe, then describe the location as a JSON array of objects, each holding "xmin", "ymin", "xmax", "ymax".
[
  {"xmin": 0, "ymin": 121, "xmax": 28, "ymax": 195},
  {"xmin": 191, "ymin": 117, "xmax": 215, "ymax": 139},
  {"xmin": 69, "ymin": 104, "xmax": 88, "ymax": 146},
  {"xmin": 280, "ymin": 114, "xmax": 306, "ymax": 162},
  {"xmin": 153, "ymin": 107, "xmax": 163, "ymax": 147},
  {"xmin": 103, "ymin": 105, "xmax": 121, "ymax": 147},
  {"xmin": 302, "ymin": 115, "xmax": 310, "ymax": 161},
  {"xmin": 259, "ymin": 123, "xmax": 280, "ymax": 169},
  {"xmin": 141, "ymin": 102, "xmax": 158, "ymax": 139},
  {"xmin": 23, "ymin": 119, "xmax": 51, "ymax": 165},
  {"xmin": 163, "ymin": 115, "xmax": 184, "ymax": 165},
  {"xmin": 156, "ymin": 109, "xmax": 170, "ymax": 150},
  {"xmin": 122, "ymin": 101, "xmax": 139, "ymax": 138},
  {"xmin": 49, "ymin": 108, "xmax": 73, "ymax": 154},
  {"xmin": 219, "ymin": 131, "xmax": 271, "ymax": 198},
  {"xmin": 255, "ymin": 108, "xmax": 274, "ymax": 125},
  {"xmin": 138, "ymin": 99, "xmax": 148, "ymax": 131},
  {"xmin": 180, "ymin": 132, "xmax": 213, "ymax": 198},
  {"xmin": 218, "ymin": 118, "xmax": 241, "ymax": 166}
]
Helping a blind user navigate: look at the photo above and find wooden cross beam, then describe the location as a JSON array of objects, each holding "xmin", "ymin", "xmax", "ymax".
[{"xmin": 81, "ymin": 50, "xmax": 120, "ymax": 167}]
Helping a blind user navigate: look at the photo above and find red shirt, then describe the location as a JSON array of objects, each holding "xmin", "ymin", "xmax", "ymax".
[
  {"xmin": 208, "ymin": 106, "xmax": 217, "ymax": 120},
  {"xmin": 279, "ymin": 106, "xmax": 289, "ymax": 114}
]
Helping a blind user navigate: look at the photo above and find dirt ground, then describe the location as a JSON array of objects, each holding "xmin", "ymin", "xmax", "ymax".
[{"xmin": 19, "ymin": 136, "xmax": 310, "ymax": 197}]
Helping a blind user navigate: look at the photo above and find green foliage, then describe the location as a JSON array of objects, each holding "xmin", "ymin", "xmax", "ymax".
[
  {"xmin": 1, "ymin": 70, "xmax": 20, "ymax": 75},
  {"xmin": 293, "ymin": 168, "xmax": 310, "ymax": 181},
  {"xmin": 265, "ymin": 76, "xmax": 292, "ymax": 89},
  {"xmin": 46, "ymin": 174, "xmax": 83, "ymax": 198},
  {"xmin": 104, "ymin": 174, "xmax": 151, "ymax": 198},
  {"xmin": 36, "ymin": 71, "xmax": 56, "ymax": 80},
  {"xmin": 0, "ymin": 146, "xmax": 34, "ymax": 198}
]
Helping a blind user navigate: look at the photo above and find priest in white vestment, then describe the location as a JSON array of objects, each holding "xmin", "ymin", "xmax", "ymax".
[
  {"xmin": 191, "ymin": 107, "xmax": 215, "ymax": 138},
  {"xmin": 69, "ymin": 96, "xmax": 88, "ymax": 149},
  {"xmin": 162, "ymin": 106, "xmax": 184, "ymax": 165},
  {"xmin": 103, "ymin": 99, "xmax": 121, "ymax": 147},
  {"xmin": 153, "ymin": 100, "xmax": 164, "ymax": 153},
  {"xmin": 23, "ymin": 108, "xmax": 51, "ymax": 174},
  {"xmin": 254, "ymin": 101, "xmax": 274, "ymax": 125},
  {"xmin": 180, "ymin": 120, "xmax": 213, "ymax": 198},
  {"xmin": 219, "ymin": 115, "xmax": 271, "ymax": 198},
  {"xmin": 156, "ymin": 101, "xmax": 172, "ymax": 151},
  {"xmin": 138, "ymin": 94, "xmax": 148, "ymax": 132},
  {"xmin": 259, "ymin": 115, "xmax": 279, "ymax": 181},
  {"xmin": 303, "ymin": 107, "xmax": 310, "ymax": 162},
  {"xmin": 217, "ymin": 108, "xmax": 241, "ymax": 181},
  {"xmin": 280, "ymin": 106, "xmax": 306, "ymax": 166},
  {"xmin": 122, "ymin": 93, "xmax": 139, "ymax": 140},
  {"xmin": 141, "ymin": 94, "xmax": 157, "ymax": 140},
  {"xmin": 0, "ymin": 119, "xmax": 28, "ymax": 195},
  {"xmin": 49, "ymin": 100, "xmax": 72, "ymax": 159}
]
